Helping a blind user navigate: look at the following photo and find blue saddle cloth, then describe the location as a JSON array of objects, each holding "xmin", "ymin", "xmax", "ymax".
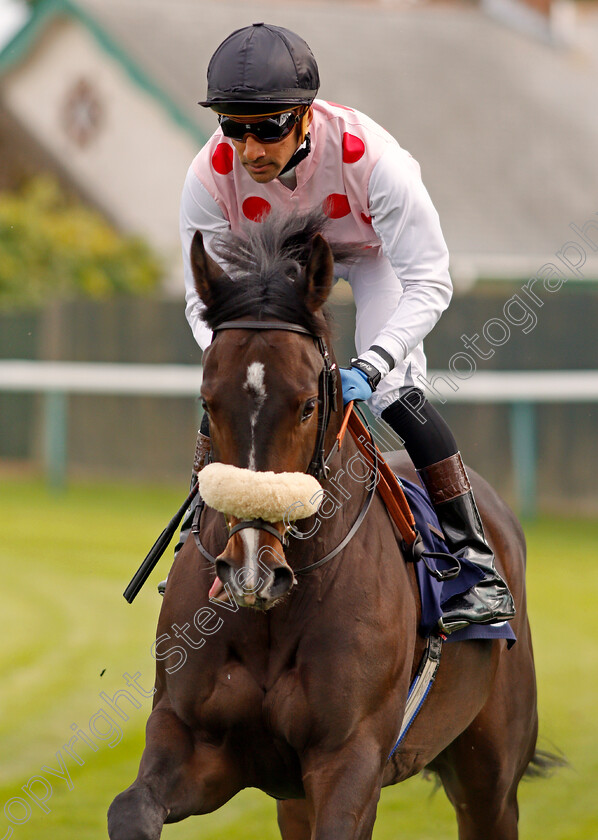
[{"xmin": 400, "ymin": 477, "xmax": 516, "ymax": 647}]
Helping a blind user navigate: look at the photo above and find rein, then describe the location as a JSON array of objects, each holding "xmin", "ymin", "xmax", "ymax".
[
  {"xmin": 193, "ymin": 318, "xmax": 458, "ymax": 582},
  {"xmin": 192, "ymin": 401, "xmax": 379, "ymax": 573},
  {"xmin": 294, "ymin": 403, "xmax": 378, "ymax": 574}
]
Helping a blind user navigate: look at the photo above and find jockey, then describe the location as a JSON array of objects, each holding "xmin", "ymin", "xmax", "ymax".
[{"xmin": 177, "ymin": 23, "xmax": 515, "ymax": 634}]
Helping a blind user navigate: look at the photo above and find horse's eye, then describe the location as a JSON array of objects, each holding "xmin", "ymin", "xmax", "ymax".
[
  {"xmin": 201, "ymin": 398, "xmax": 210, "ymax": 416},
  {"xmin": 301, "ymin": 398, "xmax": 317, "ymax": 422}
]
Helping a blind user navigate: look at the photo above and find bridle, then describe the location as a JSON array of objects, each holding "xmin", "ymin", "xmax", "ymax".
[
  {"xmin": 211, "ymin": 319, "xmax": 336, "ymax": 481},
  {"xmin": 192, "ymin": 318, "xmax": 378, "ymax": 574},
  {"xmin": 123, "ymin": 320, "xmax": 456, "ymax": 603}
]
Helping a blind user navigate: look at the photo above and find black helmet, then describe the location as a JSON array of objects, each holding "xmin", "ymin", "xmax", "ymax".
[{"xmin": 199, "ymin": 23, "xmax": 320, "ymax": 116}]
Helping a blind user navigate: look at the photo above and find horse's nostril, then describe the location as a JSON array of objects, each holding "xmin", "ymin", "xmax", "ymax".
[
  {"xmin": 270, "ymin": 565, "xmax": 295, "ymax": 599},
  {"xmin": 215, "ymin": 559, "xmax": 233, "ymax": 585}
]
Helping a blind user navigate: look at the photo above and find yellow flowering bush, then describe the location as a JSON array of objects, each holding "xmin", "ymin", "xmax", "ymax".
[{"xmin": 0, "ymin": 177, "xmax": 162, "ymax": 308}]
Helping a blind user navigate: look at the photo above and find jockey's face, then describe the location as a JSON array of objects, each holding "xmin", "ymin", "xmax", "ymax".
[{"xmin": 229, "ymin": 107, "xmax": 313, "ymax": 183}]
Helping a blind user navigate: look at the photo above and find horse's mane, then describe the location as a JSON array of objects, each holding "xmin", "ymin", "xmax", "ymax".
[{"xmin": 202, "ymin": 209, "xmax": 361, "ymax": 337}]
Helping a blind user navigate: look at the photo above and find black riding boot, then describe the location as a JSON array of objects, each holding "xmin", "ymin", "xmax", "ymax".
[
  {"xmin": 158, "ymin": 427, "xmax": 211, "ymax": 596},
  {"xmin": 417, "ymin": 453, "xmax": 516, "ymax": 634}
]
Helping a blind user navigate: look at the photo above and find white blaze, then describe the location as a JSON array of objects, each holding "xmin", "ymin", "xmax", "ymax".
[
  {"xmin": 241, "ymin": 361, "xmax": 267, "ymax": 592},
  {"xmin": 244, "ymin": 362, "xmax": 266, "ymax": 471},
  {"xmin": 239, "ymin": 528, "xmax": 260, "ymax": 593}
]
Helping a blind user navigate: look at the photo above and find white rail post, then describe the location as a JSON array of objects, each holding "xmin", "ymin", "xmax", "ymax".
[
  {"xmin": 509, "ymin": 401, "xmax": 537, "ymax": 520},
  {"xmin": 43, "ymin": 390, "xmax": 68, "ymax": 490}
]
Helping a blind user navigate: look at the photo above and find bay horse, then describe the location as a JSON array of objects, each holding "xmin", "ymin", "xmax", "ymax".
[{"xmin": 108, "ymin": 211, "xmax": 541, "ymax": 840}]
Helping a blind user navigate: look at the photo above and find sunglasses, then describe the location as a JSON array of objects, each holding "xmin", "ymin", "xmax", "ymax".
[{"xmin": 218, "ymin": 111, "xmax": 301, "ymax": 144}]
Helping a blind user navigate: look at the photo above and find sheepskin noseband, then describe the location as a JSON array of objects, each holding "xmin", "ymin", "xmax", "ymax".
[{"xmin": 197, "ymin": 462, "xmax": 323, "ymax": 523}]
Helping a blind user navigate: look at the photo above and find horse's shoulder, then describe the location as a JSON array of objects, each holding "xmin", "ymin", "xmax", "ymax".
[{"xmin": 383, "ymin": 449, "xmax": 418, "ymax": 482}]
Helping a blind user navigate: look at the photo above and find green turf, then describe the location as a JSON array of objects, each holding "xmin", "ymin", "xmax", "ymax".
[{"xmin": 0, "ymin": 476, "xmax": 596, "ymax": 839}]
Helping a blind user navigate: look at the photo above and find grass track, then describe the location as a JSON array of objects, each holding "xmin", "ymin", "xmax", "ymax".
[{"xmin": 0, "ymin": 476, "xmax": 597, "ymax": 839}]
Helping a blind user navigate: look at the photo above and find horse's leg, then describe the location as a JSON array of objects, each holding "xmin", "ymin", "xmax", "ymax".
[
  {"xmin": 108, "ymin": 707, "xmax": 241, "ymax": 840},
  {"xmin": 431, "ymin": 672, "xmax": 537, "ymax": 840},
  {"xmin": 277, "ymin": 799, "xmax": 311, "ymax": 840},
  {"xmin": 439, "ymin": 768, "xmax": 520, "ymax": 840},
  {"xmin": 301, "ymin": 739, "xmax": 383, "ymax": 840}
]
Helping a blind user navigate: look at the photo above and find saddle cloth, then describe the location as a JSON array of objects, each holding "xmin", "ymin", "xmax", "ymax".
[
  {"xmin": 400, "ymin": 477, "xmax": 516, "ymax": 646},
  {"xmin": 345, "ymin": 408, "xmax": 516, "ymax": 646}
]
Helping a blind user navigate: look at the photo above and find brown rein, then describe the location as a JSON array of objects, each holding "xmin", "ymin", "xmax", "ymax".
[
  {"xmin": 345, "ymin": 408, "xmax": 418, "ymax": 547},
  {"xmin": 193, "ymin": 318, "xmax": 418, "ymax": 574},
  {"xmin": 192, "ymin": 401, "xmax": 419, "ymax": 574}
]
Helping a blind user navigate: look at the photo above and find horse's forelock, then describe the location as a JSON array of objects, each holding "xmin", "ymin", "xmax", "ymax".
[{"xmin": 200, "ymin": 210, "xmax": 360, "ymax": 336}]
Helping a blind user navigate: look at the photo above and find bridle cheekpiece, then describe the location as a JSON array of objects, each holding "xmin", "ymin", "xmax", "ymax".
[
  {"xmin": 211, "ymin": 319, "xmax": 337, "ymax": 481},
  {"xmin": 192, "ymin": 318, "xmax": 378, "ymax": 574}
]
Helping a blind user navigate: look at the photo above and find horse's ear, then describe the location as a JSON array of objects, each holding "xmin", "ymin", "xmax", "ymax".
[
  {"xmin": 304, "ymin": 233, "xmax": 334, "ymax": 313},
  {"xmin": 190, "ymin": 231, "xmax": 224, "ymax": 307}
]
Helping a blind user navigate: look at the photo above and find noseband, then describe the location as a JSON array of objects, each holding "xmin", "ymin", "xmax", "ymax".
[{"xmin": 193, "ymin": 318, "xmax": 378, "ymax": 574}]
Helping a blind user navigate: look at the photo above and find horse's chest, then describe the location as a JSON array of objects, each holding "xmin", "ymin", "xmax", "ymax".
[
  {"xmin": 262, "ymin": 671, "xmax": 315, "ymax": 747},
  {"xmin": 198, "ymin": 662, "xmax": 265, "ymax": 732},
  {"xmin": 197, "ymin": 662, "xmax": 311, "ymax": 746}
]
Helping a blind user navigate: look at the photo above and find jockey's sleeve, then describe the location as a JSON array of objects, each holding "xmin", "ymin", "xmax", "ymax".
[
  {"xmin": 363, "ymin": 145, "xmax": 453, "ymax": 373},
  {"xmin": 180, "ymin": 165, "xmax": 230, "ymax": 351}
]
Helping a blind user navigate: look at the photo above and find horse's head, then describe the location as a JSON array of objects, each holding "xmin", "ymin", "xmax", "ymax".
[{"xmin": 192, "ymin": 212, "xmax": 353, "ymax": 610}]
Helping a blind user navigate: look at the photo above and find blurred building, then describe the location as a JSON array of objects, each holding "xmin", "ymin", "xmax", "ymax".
[
  {"xmin": 0, "ymin": 0, "xmax": 597, "ymax": 510},
  {"xmin": 1, "ymin": 0, "xmax": 598, "ymax": 286}
]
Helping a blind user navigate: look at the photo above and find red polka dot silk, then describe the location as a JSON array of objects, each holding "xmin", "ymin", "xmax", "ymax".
[
  {"xmin": 211, "ymin": 143, "xmax": 234, "ymax": 175},
  {"xmin": 195, "ymin": 102, "xmax": 391, "ymax": 246},
  {"xmin": 327, "ymin": 102, "xmax": 354, "ymax": 112},
  {"xmin": 342, "ymin": 133, "xmax": 365, "ymax": 164},
  {"xmin": 242, "ymin": 196, "xmax": 272, "ymax": 222},
  {"xmin": 323, "ymin": 194, "xmax": 351, "ymax": 219}
]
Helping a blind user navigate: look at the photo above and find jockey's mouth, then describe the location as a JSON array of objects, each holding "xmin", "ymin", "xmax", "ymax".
[{"xmin": 244, "ymin": 160, "xmax": 274, "ymax": 173}]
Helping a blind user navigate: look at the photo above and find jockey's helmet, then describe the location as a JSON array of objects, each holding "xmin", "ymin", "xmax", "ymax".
[{"xmin": 199, "ymin": 23, "xmax": 320, "ymax": 117}]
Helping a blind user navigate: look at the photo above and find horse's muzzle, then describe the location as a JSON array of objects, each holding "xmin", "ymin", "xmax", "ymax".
[
  {"xmin": 216, "ymin": 557, "xmax": 295, "ymax": 609},
  {"xmin": 215, "ymin": 531, "xmax": 295, "ymax": 610}
]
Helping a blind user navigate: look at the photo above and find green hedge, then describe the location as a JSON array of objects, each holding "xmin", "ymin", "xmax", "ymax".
[{"xmin": 0, "ymin": 177, "xmax": 162, "ymax": 309}]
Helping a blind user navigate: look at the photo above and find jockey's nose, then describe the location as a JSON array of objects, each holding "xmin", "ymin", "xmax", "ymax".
[{"xmin": 244, "ymin": 135, "xmax": 267, "ymax": 160}]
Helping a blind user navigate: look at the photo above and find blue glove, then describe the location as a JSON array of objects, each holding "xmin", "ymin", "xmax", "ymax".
[{"xmin": 339, "ymin": 366, "xmax": 373, "ymax": 405}]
